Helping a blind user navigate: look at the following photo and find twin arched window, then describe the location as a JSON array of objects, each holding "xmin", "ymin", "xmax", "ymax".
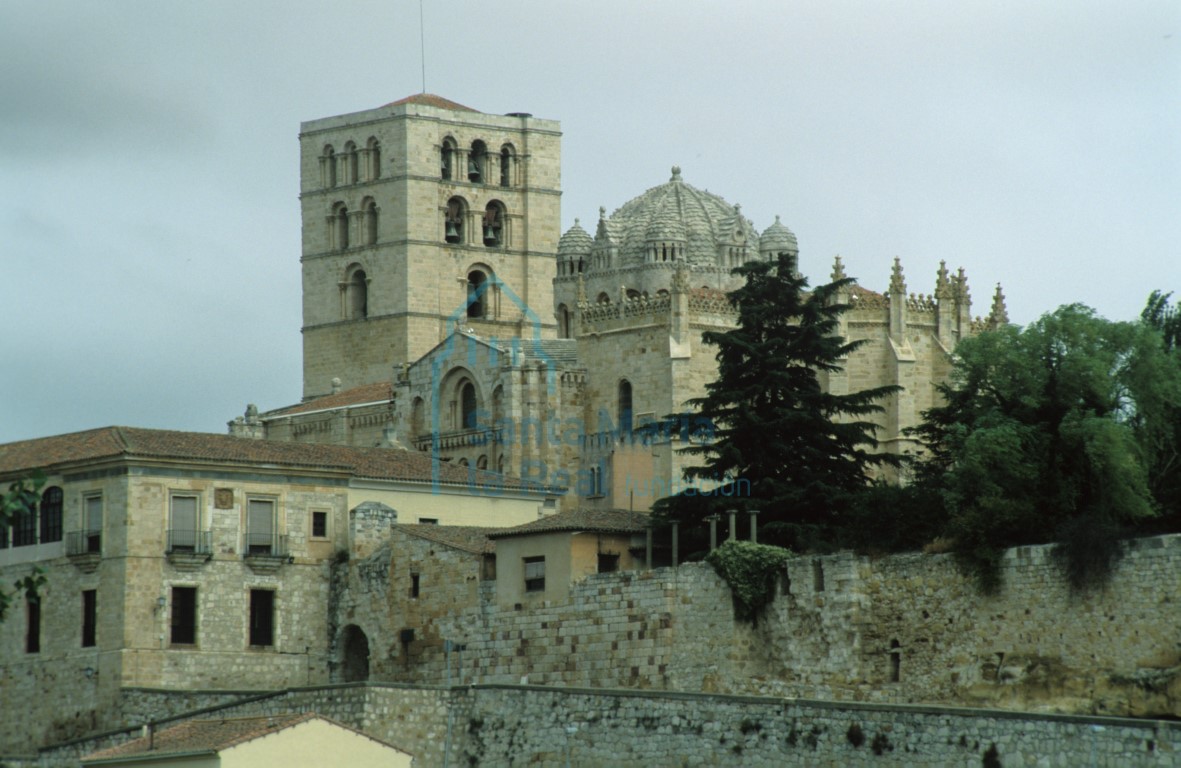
[
  {"xmin": 440, "ymin": 137, "xmax": 516, "ymax": 188},
  {"xmin": 322, "ymin": 138, "xmax": 381, "ymax": 188}
]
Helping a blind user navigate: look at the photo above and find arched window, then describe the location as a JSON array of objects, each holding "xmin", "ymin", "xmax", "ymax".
[
  {"xmin": 467, "ymin": 270, "xmax": 487, "ymax": 319},
  {"xmin": 596, "ymin": 292, "xmax": 610, "ymax": 305},
  {"xmin": 477, "ymin": 455, "xmax": 488, "ymax": 470},
  {"xmin": 362, "ymin": 198, "xmax": 378, "ymax": 245},
  {"xmin": 557, "ymin": 304, "xmax": 571, "ymax": 339},
  {"xmin": 492, "ymin": 385, "xmax": 504, "ymax": 425},
  {"xmin": 445, "ymin": 197, "xmax": 466, "ymax": 244},
  {"xmin": 468, "ymin": 140, "xmax": 487, "ymax": 182},
  {"xmin": 346, "ymin": 267, "xmax": 368, "ymax": 320},
  {"xmin": 618, "ymin": 380, "xmax": 633, "ymax": 437},
  {"xmin": 39, "ymin": 486, "xmax": 63, "ymax": 544},
  {"xmin": 342, "ymin": 141, "xmax": 358, "ymax": 185},
  {"xmin": 322, "ymin": 145, "xmax": 337, "ymax": 187},
  {"xmin": 461, "ymin": 381, "xmax": 478, "ymax": 429},
  {"xmin": 483, "ymin": 201, "xmax": 505, "ymax": 247},
  {"xmin": 366, "ymin": 136, "xmax": 381, "ymax": 180},
  {"xmin": 411, "ymin": 397, "xmax": 425, "ymax": 436},
  {"xmin": 332, "ymin": 203, "xmax": 350, "ymax": 250},
  {"xmin": 499, "ymin": 144, "xmax": 515, "ymax": 186},
  {"xmin": 497, "ymin": 454, "xmax": 506, "ymax": 474},
  {"xmin": 457, "ymin": 457, "xmax": 469, "ymax": 467},
  {"xmin": 441, "ymin": 137, "xmax": 457, "ymax": 180},
  {"xmin": 626, "ymin": 289, "xmax": 641, "ymax": 301}
]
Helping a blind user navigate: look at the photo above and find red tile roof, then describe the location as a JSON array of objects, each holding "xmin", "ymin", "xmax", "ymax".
[
  {"xmin": 396, "ymin": 523, "xmax": 496, "ymax": 554},
  {"xmin": 0, "ymin": 426, "xmax": 551, "ymax": 493},
  {"xmin": 384, "ymin": 93, "xmax": 478, "ymax": 112},
  {"xmin": 265, "ymin": 381, "xmax": 393, "ymax": 417},
  {"xmin": 488, "ymin": 508, "xmax": 650, "ymax": 538},
  {"xmin": 81, "ymin": 714, "xmax": 404, "ymax": 761}
]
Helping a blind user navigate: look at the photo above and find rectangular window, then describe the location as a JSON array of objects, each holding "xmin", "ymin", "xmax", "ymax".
[
  {"xmin": 249, "ymin": 589, "xmax": 275, "ymax": 647},
  {"xmin": 82, "ymin": 590, "xmax": 97, "ymax": 647},
  {"xmin": 524, "ymin": 556, "xmax": 546, "ymax": 593},
  {"xmin": 246, "ymin": 499, "xmax": 276, "ymax": 554},
  {"xmin": 597, "ymin": 553, "xmax": 620, "ymax": 574},
  {"xmin": 26, "ymin": 598, "xmax": 41, "ymax": 653},
  {"xmin": 40, "ymin": 487, "xmax": 63, "ymax": 543},
  {"xmin": 311, "ymin": 510, "xmax": 328, "ymax": 539},
  {"xmin": 168, "ymin": 494, "xmax": 200, "ymax": 552},
  {"xmin": 0, "ymin": 524, "xmax": 7, "ymax": 549},
  {"xmin": 418, "ymin": 517, "xmax": 439, "ymax": 525},
  {"xmin": 410, "ymin": 573, "xmax": 420, "ymax": 599},
  {"xmin": 170, "ymin": 587, "xmax": 197, "ymax": 645},
  {"xmin": 13, "ymin": 506, "xmax": 36, "ymax": 547},
  {"xmin": 84, "ymin": 494, "xmax": 103, "ymax": 553}
]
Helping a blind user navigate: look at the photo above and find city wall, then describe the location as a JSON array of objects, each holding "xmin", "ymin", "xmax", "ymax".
[
  {"xmin": 379, "ymin": 533, "xmax": 1181, "ymax": 719},
  {"xmin": 20, "ymin": 684, "xmax": 1180, "ymax": 767}
]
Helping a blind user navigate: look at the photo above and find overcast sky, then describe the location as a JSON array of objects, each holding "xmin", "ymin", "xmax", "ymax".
[{"xmin": 1, "ymin": 1, "xmax": 1178, "ymax": 444}]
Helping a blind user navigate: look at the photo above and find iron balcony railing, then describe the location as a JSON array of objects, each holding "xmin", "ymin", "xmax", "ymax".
[
  {"xmin": 166, "ymin": 529, "xmax": 213, "ymax": 555},
  {"xmin": 66, "ymin": 529, "xmax": 102, "ymax": 556},
  {"xmin": 244, "ymin": 533, "xmax": 289, "ymax": 558}
]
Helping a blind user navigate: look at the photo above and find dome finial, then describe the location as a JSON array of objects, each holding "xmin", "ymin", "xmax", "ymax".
[{"xmin": 670, "ymin": 165, "xmax": 681, "ymax": 181}]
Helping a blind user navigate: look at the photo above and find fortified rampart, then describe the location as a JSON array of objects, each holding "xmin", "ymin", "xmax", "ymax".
[
  {"xmin": 354, "ymin": 533, "xmax": 1181, "ymax": 719},
  {"xmin": 19, "ymin": 683, "xmax": 1180, "ymax": 767}
]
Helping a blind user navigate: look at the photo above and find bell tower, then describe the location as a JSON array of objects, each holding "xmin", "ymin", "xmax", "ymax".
[{"xmin": 298, "ymin": 94, "xmax": 562, "ymax": 399}]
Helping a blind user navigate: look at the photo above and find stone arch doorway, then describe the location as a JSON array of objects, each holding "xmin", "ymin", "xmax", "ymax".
[{"xmin": 341, "ymin": 624, "xmax": 370, "ymax": 682}]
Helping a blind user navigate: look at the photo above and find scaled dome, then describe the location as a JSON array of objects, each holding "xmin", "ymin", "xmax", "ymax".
[
  {"xmin": 606, "ymin": 166, "xmax": 758, "ymax": 267},
  {"xmin": 558, "ymin": 218, "xmax": 593, "ymax": 256}
]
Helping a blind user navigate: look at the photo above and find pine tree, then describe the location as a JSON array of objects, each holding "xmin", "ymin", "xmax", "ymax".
[{"xmin": 655, "ymin": 254, "xmax": 901, "ymax": 550}]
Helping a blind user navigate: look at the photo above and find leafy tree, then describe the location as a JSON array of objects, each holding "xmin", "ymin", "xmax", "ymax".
[
  {"xmin": 0, "ymin": 473, "xmax": 47, "ymax": 623},
  {"xmin": 1139, "ymin": 291, "xmax": 1181, "ymax": 523},
  {"xmin": 654, "ymin": 254, "xmax": 901, "ymax": 551},
  {"xmin": 914, "ymin": 304, "xmax": 1178, "ymax": 590}
]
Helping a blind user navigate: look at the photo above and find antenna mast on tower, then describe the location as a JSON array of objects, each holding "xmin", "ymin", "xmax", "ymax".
[{"xmin": 419, "ymin": 0, "xmax": 427, "ymax": 93}]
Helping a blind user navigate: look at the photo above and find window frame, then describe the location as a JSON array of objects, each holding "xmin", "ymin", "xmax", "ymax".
[
  {"xmin": 523, "ymin": 556, "xmax": 546, "ymax": 593},
  {"xmin": 248, "ymin": 589, "xmax": 276, "ymax": 648},
  {"xmin": 40, "ymin": 486, "xmax": 63, "ymax": 544},
  {"xmin": 310, "ymin": 509, "xmax": 329, "ymax": 540},
  {"xmin": 245, "ymin": 497, "xmax": 278, "ymax": 556},
  {"xmin": 168, "ymin": 492, "xmax": 201, "ymax": 553},
  {"xmin": 170, "ymin": 586, "xmax": 198, "ymax": 646},
  {"xmin": 82, "ymin": 589, "xmax": 97, "ymax": 647}
]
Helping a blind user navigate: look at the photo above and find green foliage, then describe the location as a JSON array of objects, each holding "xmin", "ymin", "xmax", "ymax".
[
  {"xmin": 655, "ymin": 255, "xmax": 901, "ymax": 551},
  {"xmin": 0, "ymin": 473, "xmax": 47, "ymax": 624},
  {"xmin": 705, "ymin": 540, "xmax": 793, "ymax": 622},
  {"xmin": 914, "ymin": 303, "xmax": 1179, "ymax": 591}
]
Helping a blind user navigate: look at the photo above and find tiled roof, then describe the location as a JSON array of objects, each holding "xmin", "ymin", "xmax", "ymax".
[
  {"xmin": 82, "ymin": 714, "xmax": 313, "ymax": 760},
  {"xmin": 0, "ymin": 426, "xmax": 550, "ymax": 492},
  {"xmin": 264, "ymin": 381, "xmax": 393, "ymax": 417},
  {"xmin": 384, "ymin": 93, "xmax": 478, "ymax": 112},
  {"xmin": 82, "ymin": 714, "xmax": 405, "ymax": 762},
  {"xmin": 397, "ymin": 524, "xmax": 496, "ymax": 554},
  {"xmin": 488, "ymin": 508, "xmax": 650, "ymax": 538}
]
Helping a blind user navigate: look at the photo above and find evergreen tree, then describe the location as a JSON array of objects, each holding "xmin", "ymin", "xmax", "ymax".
[{"xmin": 654, "ymin": 254, "xmax": 901, "ymax": 551}]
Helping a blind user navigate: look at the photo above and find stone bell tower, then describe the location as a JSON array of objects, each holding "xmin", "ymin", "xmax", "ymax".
[{"xmin": 298, "ymin": 94, "xmax": 562, "ymax": 400}]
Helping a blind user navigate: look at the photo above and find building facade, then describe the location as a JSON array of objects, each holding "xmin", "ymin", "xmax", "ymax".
[
  {"xmin": 250, "ymin": 94, "xmax": 1009, "ymax": 510},
  {"xmin": 0, "ymin": 426, "xmax": 553, "ymax": 753}
]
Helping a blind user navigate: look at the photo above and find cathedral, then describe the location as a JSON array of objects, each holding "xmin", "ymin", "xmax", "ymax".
[{"xmin": 231, "ymin": 93, "xmax": 1010, "ymax": 510}]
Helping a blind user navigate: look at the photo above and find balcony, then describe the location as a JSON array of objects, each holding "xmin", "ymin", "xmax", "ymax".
[
  {"xmin": 243, "ymin": 533, "xmax": 289, "ymax": 574},
  {"xmin": 166, "ymin": 529, "xmax": 213, "ymax": 571},
  {"xmin": 66, "ymin": 529, "xmax": 102, "ymax": 572}
]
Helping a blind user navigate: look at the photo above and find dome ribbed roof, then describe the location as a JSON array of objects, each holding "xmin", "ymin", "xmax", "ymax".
[
  {"xmin": 760, "ymin": 215, "xmax": 798, "ymax": 252},
  {"xmin": 608, "ymin": 166, "xmax": 756, "ymax": 267},
  {"xmin": 558, "ymin": 218, "xmax": 593, "ymax": 256}
]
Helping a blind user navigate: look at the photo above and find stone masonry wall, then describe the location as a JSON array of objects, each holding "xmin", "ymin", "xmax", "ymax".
[
  {"xmin": 23, "ymin": 684, "xmax": 1180, "ymax": 768},
  {"xmin": 365, "ymin": 534, "xmax": 1181, "ymax": 719}
]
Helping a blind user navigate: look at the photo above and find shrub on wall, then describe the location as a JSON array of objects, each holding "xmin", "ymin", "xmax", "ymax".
[{"xmin": 705, "ymin": 540, "xmax": 793, "ymax": 622}]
